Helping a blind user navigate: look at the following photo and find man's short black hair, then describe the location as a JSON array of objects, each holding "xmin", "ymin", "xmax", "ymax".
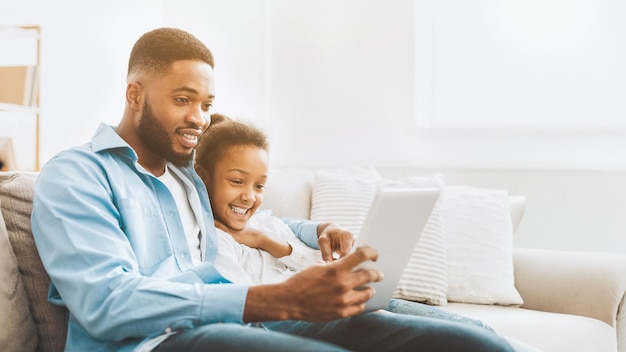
[{"xmin": 128, "ymin": 27, "xmax": 214, "ymax": 77}]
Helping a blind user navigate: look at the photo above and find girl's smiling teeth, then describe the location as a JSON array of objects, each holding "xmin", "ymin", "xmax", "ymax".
[{"xmin": 231, "ymin": 205, "xmax": 248, "ymax": 215}]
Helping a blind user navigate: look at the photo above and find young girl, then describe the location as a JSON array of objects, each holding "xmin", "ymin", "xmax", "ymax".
[{"xmin": 194, "ymin": 114, "xmax": 325, "ymax": 284}]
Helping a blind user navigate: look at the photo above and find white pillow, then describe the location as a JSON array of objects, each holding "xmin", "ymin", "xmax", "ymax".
[
  {"xmin": 441, "ymin": 185, "xmax": 523, "ymax": 306},
  {"xmin": 310, "ymin": 171, "xmax": 448, "ymax": 305}
]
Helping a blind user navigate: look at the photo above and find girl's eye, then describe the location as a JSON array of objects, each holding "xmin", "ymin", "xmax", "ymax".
[
  {"xmin": 229, "ymin": 179, "xmax": 243, "ymax": 185},
  {"xmin": 256, "ymin": 184, "xmax": 265, "ymax": 190}
]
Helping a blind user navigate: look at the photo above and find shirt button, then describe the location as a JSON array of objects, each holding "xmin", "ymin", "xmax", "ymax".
[{"xmin": 165, "ymin": 327, "xmax": 172, "ymax": 334}]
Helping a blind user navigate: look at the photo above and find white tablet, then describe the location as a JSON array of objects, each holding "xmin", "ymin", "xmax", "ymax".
[{"xmin": 353, "ymin": 186, "xmax": 440, "ymax": 312}]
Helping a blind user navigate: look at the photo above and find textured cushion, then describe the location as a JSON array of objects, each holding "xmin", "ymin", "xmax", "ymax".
[
  {"xmin": 0, "ymin": 172, "xmax": 68, "ymax": 352},
  {"xmin": 382, "ymin": 175, "xmax": 448, "ymax": 306},
  {"xmin": 310, "ymin": 169, "xmax": 381, "ymax": 234},
  {"xmin": 441, "ymin": 185, "xmax": 523, "ymax": 306},
  {"xmin": 310, "ymin": 170, "xmax": 449, "ymax": 305},
  {"xmin": 0, "ymin": 195, "xmax": 38, "ymax": 352}
]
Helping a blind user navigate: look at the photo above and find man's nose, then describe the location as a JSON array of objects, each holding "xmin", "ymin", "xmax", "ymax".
[{"xmin": 188, "ymin": 106, "xmax": 209, "ymax": 129}]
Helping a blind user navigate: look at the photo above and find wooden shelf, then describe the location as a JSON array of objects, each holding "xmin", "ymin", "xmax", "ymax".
[
  {"xmin": 0, "ymin": 25, "xmax": 40, "ymax": 171},
  {"xmin": 0, "ymin": 102, "xmax": 38, "ymax": 112}
]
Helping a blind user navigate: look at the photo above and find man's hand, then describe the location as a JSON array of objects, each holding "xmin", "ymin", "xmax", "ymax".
[
  {"xmin": 317, "ymin": 223, "xmax": 356, "ymax": 262},
  {"xmin": 243, "ymin": 246, "xmax": 382, "ymax": 322}
]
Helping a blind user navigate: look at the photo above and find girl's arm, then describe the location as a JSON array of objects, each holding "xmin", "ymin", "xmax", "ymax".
[{"xmin": 215, "ymin": 220, "xmax": 292, "ymax": 258}]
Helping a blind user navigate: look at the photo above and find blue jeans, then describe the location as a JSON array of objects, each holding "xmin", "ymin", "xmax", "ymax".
[
  {"xmin": 155, "ymin": 299, "xmax": 513, "ymax": 352},
  {"xmin": 385, "ymin": 298, "xmax": 494, "ymax": 331}
]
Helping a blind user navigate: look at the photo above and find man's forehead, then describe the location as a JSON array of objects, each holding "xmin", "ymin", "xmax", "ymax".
[{"xmin": 151, "ymin": 62, "xmax": 216, "ymax": 98}]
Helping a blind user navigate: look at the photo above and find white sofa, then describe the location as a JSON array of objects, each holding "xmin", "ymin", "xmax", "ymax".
[
  {"xmin": 2, "ymin": 169, "xmax": 626, "ymax": 352},
  {"xmin": 258, "ymin": 167, "xmax": 626, "ymax": 352}
]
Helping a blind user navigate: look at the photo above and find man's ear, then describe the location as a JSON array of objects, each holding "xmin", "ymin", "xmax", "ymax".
[{"xmin": 126, "ymin": 82, "xmax": 143, "ymax": 112}]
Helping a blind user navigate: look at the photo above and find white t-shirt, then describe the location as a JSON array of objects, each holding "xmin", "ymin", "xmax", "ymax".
[
  {"xmin": 158, "ymin": 166, "xmax": 202, "ymax": 265},
  {"xmin": 214, "ymin": 210, "xmax": 324, "ymax": 284}
]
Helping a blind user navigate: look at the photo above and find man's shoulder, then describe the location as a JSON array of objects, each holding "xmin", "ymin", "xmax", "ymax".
[
  {"xmin": 40, "ymin": 142, "xmax": 106, "ymax": 176},
  {"xmin": 41, "ymin": 123, "xmax": 134, "ymax": 173},
  {"xmin": 36, "ymin": 140, "xmax": 137, "ymax": 194}
]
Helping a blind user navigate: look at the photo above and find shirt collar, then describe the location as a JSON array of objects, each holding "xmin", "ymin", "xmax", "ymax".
[
  {"xmin": 91, "ymin": 123, "xmax": 130, "ymax": 152},
  {"xmin": 90, "ymin": 122, "xmax": 197, "ymax": 175}
]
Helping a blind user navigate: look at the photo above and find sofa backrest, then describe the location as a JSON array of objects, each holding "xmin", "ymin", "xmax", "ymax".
[
  {"xmin": 261, "ymin": 168, "xmax": 527, "ymax": 234},
  {"xmin": 0, "ymin": 172, "xmax": 68, "ymax": 352},
  {"xmin": 261, "ymin": 168, "xmax": 316, "ymax": 220}
]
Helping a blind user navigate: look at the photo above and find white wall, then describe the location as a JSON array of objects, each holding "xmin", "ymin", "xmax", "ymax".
[
  {"xmin": 2, "ymin": 0, "xmax": 626, "ymax": 254},
  {"xmin": 381, "ymin": 167, "xmax": 626, "ymax": 255}
]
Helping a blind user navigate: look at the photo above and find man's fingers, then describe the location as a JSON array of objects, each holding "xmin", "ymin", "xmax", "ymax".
[
  {"xmin": 335, "ymin": 246, "xmax": 379, "ymax": 269},
  {"xmin": 353, "ymin": 266, "xmax": 384, "ymax": 286},
  {"xmin": 328, "ymin": 246, "xmax": 383, "ymax": 288},
  {"xmin": 336, "ymin": 240, "xmax": 353, "ymax": 258},
  {"xmin": 346, "ymin": 285, "xmax": 376, "ymax": 306}
]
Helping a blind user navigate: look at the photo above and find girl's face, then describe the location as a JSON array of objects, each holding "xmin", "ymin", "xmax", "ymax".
[{"xmin": 204, "ymin": 145, "xmax": 269, "ymax": 231}]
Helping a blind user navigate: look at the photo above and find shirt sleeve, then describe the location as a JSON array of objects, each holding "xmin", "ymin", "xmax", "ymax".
[
  {"xmin": 31, "ymin": 153, "xmax": 249, "ymax": 342},
  {"xmin": 281, "ymin": 218, "xmax": 320, "ymax": 249}
]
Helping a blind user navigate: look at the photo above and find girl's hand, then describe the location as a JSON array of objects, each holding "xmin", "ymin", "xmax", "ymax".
[{"xmin": 317, "ymin": 223, "xmax": 356, "ymax": 262}]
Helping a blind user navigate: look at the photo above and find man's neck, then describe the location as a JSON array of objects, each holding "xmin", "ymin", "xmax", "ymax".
[{"xmin": 116, "ymin": 118, "xmax": 167, "ymax": 176}]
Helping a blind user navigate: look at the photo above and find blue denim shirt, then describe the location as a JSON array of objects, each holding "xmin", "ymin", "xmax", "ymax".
[{"xmin": 31, "ymin": 123, "xmax": 319, "ymax": 351}]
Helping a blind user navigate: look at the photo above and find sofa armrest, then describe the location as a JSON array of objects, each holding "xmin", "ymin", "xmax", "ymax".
[{"xmin": 513, "ymin": 247, "xmax": 626, "ymax": 328}]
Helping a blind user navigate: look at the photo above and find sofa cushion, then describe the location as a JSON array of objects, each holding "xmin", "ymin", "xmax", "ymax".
[
  {"xmin": 0, "ymin": 172, "xmax": 68, "ymax": 352},
  {"xmin": 0, "ymin": 195, "xmax": 38, "ymax": 352},
  {"xmin": 309, "ymin": 170, "xmax": 449, "ymax": 305},
  {"xmin": 440, "ymin": 303, "xmax": 617, "ymax": 352}
]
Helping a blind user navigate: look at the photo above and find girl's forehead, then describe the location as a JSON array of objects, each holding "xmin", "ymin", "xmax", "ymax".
[{"xmin": 218, "ymin": 146, "xmax": 269, "ymax": 171}]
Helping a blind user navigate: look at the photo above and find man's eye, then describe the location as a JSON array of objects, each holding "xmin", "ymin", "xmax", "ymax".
[
  {"xmin": 202, "ymin": 103, "xmax": 213, "ymax": 111},
  {"xmin": 256, "ymin": 184, "xmax": 265, "ymax": 190},
  {"xmin": 175, "ymin": 97, "xmax": 189, "ymax": 104}
]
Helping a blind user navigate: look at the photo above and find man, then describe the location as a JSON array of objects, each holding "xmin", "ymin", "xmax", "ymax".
[{"xmin": 31, "ymin": 27, "xmax": 513, "ymax": 351}]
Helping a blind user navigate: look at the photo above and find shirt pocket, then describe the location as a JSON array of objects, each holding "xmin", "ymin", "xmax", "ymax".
[{"xmin": 119, "ymin": 198, "xmax": 173, "ymax": 273}]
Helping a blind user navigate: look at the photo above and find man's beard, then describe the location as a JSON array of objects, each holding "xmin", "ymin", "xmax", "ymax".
[{"xmin": 137, "ymin": 100, "xmax": 193, "ymax": 167}]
